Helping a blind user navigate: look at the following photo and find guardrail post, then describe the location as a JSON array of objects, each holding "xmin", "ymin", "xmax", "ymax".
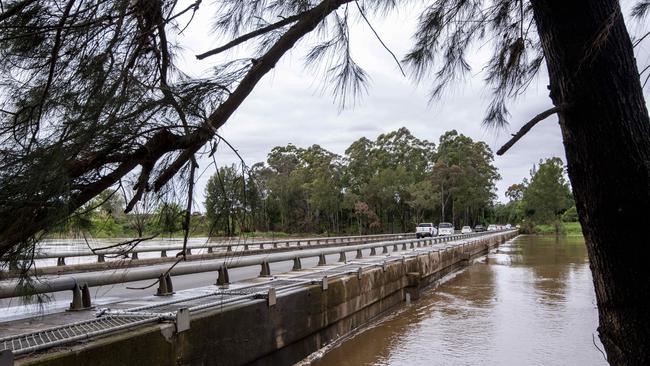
[
  {"xmin": 161, "ymin": 250, "xmax": 167, "ymax": 257},
  {"xmin": 370, "ymin": 247, "xmax": 376, "ymax": 256},
  {"xmin": 81, "ymin": 283, "xmax": 92, "ymax": 309},
  {"xmin": 338, "ymin": 251, "xmax": 346, "ymax": 262},
  {"xmin": 393, "ymin": 244, "xmax": 398, "ymax": 252},
  {"xmin": 292, "ymin": 257, "xmax": 302, "ymax": 271},
  {"xmin": 409, "ymin": 242, "xmax": 415, "ymax": 249},
  {"xmin": 260, "ymin": 261, "xmax": 271, "ymax": 277},
  {"xmin": 286, "ymin": 242, "xmax": 291, "ymax": 248},
  {"xmin": 318, "ymin": 254, "xmax": 327, "ymax": 266},
  {"xmin": 68, "ymin": 282, "xmax": 92, "ymax": 311},
  {"xmin": 156, "ymin": 273, "xmax": 174, "ymax": 296},
  {"xmin": 186, "ymin": 249, "xmax": 192, "ymax": 256},
  {"xmin": 382, "ymin": 246, "xmax": 388, "ymax": 254},
  {"xmin": 402, "ymin": 243, "xmax": 407, "ymax": 250},
  {"xmin": 217, "ymin": 266, "xmax": 230, "ymax": 286},
  {"xmin": 207, "ymin": 247, "xmax": 213, "ymax": 254},
  {"xmin": 131, "ymin": 252, "xmax": 138, "ymax": 260},
  {"xmin": 259, "ymin": 243, "xmax": 265, "ymax": 250},
  {"xmin": 356, "ymin": 249, "xmax": 363, "ymax": 259},
  {"xmin": 57, "ymin": 257, "xmax": 65, "ymax": 266},
  {"xmin": 273, "ymin": 242, "xmax": 278, "ymax": 248},
  {"xmin": 97, "ymin": 254, "xmax": 105, "ymax": 263},
  {"xmin": 244, "ymin": 244, "xmax": 249, "ymax": 251},
  {"xmin": 417, "ymin": 241, "xmax": 422, "ymax": 248}
]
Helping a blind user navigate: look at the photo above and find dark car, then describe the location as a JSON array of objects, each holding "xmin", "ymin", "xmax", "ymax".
[{"xmin": 474, "ymin": 224, "xmax": 486, "ymax": 232}]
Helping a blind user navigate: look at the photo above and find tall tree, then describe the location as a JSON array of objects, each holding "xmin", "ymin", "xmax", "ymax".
[
  {"xmin": 204, "ymin": 165, "xmax": 246, "ymax": 236},
  {"xmin": 520, "ymin": 157, "xmax": 573, "ymax": 224}
]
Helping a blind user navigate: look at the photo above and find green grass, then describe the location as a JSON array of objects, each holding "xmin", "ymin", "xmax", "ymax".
[{"xmin": 534, "ymin": 221, "xmax": 583, "ymax": 236}]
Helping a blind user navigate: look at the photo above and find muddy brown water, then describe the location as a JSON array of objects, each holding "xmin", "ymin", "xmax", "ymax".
[{"xmin": 309, "ymin": 235, "xmax": 608, "ymax": 366}]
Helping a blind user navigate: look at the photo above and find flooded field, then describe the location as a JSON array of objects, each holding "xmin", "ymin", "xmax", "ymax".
[{"xmin": 311, "ymin": 235, "xmax": 608, "ymax": 366}]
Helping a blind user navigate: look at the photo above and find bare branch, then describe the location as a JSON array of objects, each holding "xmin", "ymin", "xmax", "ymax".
[
  {"xmin": 497, "ymin": 104, "xmax": 567, "ymax": 156},
  {"xmin": 196, "ymin": 11, "xmax": 308, "ymax": 60}
]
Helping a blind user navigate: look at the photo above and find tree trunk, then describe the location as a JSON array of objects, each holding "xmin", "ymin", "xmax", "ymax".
[{"xmin": 531, "ymin": 1, "xmax": 650, "ymax": 363}]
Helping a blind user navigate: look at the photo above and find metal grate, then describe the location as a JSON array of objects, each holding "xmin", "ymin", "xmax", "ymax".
[
  {"xmin": 296, "ymin": 264, "xmax": 363, "ymax": 279},
  {"xmin": 0, "ymin": 314, "xmax": 159, "ymax": 355}
]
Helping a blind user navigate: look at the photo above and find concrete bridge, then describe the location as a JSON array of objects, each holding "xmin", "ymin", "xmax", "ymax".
[{"xmin": 0, "ymin": 230, "xmax": 518, "ymax": 366}]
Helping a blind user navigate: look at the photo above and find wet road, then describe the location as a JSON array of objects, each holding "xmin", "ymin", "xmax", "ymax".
[{"xmin": 310, "ymin": 235, "xmax": 608, "ymax": 366}]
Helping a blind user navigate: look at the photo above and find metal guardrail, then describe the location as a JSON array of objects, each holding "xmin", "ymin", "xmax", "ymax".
[
  {"xmin": 0, "ymin": 230, "xmax": 514, "ymax": 302},
  {"xmin": 0, "ymin": 230, "xmax": 517, "ymax": 357},
  {"xmin": 25, "ymin": 232, "xmax": 415, "ymax": 263}
]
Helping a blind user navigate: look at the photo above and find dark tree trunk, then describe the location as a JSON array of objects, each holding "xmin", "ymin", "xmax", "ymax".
[{"xmin": 531, "ymin": 1, "xmax": 650, "ymax": 364}]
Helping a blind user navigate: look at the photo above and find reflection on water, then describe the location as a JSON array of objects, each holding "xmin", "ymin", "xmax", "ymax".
[{"xmin": 311, "ymin": 235, "xmax": 607, "ymax": 366}]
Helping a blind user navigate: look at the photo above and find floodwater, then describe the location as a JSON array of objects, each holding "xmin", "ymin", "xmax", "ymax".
[{"xmin": 310, "ymin": 235, "xmax": 608, "ymax": 366}]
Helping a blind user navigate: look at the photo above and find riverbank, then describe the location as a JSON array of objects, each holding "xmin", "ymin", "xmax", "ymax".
[{"xmin": 533, "ymin": 222, "xmax": 583, "ymax": 236}]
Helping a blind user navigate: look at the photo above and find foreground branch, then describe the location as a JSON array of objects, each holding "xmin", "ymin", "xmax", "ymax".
[
  {"xmin": 496, "ymin": 104, "xmax": 567, "ymax": 156},
  {"xmin": 195, "ymin": 11, "xmax": 308, "ymax": 60},
  {"xmin": 0, "ymin": 0, "xmax": 353, "ymax": 256}
]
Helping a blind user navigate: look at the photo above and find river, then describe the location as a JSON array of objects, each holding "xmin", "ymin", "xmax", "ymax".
[{"xmin": 309, "ymin": 235, "xmax": 608, "ymax": 366}]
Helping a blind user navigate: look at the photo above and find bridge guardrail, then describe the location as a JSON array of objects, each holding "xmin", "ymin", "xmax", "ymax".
[
  {"xmin": 0, "ymin": 230, "xmax": 518, "ymax": 306},
  {"xmin": 21, "ymin": 232, "xmax": 416, "ymax": 265}
]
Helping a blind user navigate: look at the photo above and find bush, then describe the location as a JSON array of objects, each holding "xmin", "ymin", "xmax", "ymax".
[{"xmin": 562, "ymin": 206, "xmax": 579, "ymax": 222}]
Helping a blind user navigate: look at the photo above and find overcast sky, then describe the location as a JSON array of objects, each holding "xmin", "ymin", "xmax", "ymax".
[{"xmin": 170, "ymin": 1, "xmax": 649, "ymax": 208}]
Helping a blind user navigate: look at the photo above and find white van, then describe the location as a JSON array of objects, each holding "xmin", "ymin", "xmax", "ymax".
[{"xmin": 438, "ymin": 222, "xmax": 454, "ymax": 236}]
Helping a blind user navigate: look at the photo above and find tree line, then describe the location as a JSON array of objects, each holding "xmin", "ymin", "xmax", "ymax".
[
  {"xmin": 205, "ymin": 127, "xmax": 500, "ymax": 235},
  {"xmin": 492, "ymin": 157, "xmax": 576, "ymax": 233}
]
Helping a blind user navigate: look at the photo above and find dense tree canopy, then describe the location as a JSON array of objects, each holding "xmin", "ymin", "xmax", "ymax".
[{"xmin": 204, "ymin": 128, "xmax": 499, "ymax": 234}]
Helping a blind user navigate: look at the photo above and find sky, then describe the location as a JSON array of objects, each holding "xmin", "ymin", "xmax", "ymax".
[{"xmin": 169, "ymin": 1, "xmax": 649, "ymax": 208}]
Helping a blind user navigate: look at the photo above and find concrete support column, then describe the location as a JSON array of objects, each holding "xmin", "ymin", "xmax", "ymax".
[
  {"xmin": 156, "ymin": 273, "xmax": 174, "ymax": 296},
  {"xmin": 292, "ymin": 257, "xmax": 302, "ymax": 271},
  {"xmin": 338, "ymin": 251, "xmax": 346, "ymax": 262},
  {"xmin": 217, "ymin": 267, "xmax": 230, "ymax": 286},
  {"xmin": 260, "ymin": 261, "xmax": 271, "ymax": 277},
  {"xmin": 69, "ymin": 282, "xmax": 92, "ymax": 311}
]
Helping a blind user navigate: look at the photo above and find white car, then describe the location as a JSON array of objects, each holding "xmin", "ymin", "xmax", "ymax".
[
  {"xmin": 461, "ymin": 226, "xmax": 472, "ymax": 234},
  {"xmin": 416, "ymin": 223, "xmax": 437, "ymax": 238},
  {"xmin": 487, "ymin": 224, "xmax": 498, "ymax": 231},
  {"xmin": 438, "ymin": 222, "xmax": 454, "ymax": 235}
]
